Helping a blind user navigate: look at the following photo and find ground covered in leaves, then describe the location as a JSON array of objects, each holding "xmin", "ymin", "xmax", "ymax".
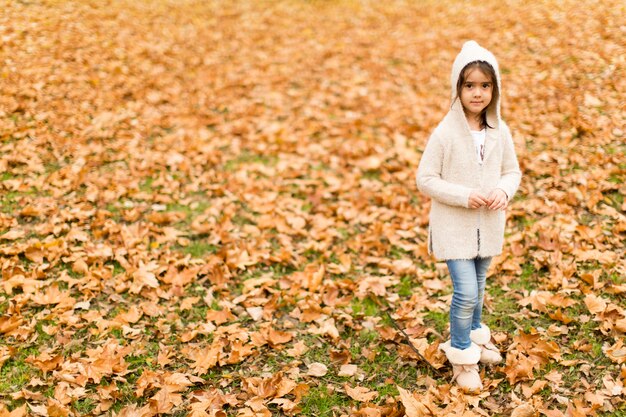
[{"xmin": 0, "ymin": 0, "xmax": 625, "ymax": 416}]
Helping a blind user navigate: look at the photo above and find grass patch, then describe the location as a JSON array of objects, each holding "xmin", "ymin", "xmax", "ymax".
[
  {"xmin": 350, "ymin": 297, "xmax": 380, "ymax": 317},
  {"xmin": 177, "ymin": 241, "xmax": 218, "ymax": 258},
  {"xmin": 72, "ymin": 397, "xmax": 97, "ymax": 415},
  {"xmin": 139, "ymin": 177, "xmax": 156, "ymax": 193},
  {"xmin": 0, "ymin": 346, "xmax": 41, "ymax": 396},
  {"xmin": 0, "ymin": 191, "xmax": 26, "ymax": 215},
  {"xmin": 299, "ymin": 384, "xmax": 349, "ymax": 417},
  {"xmin": 34, "ymin": 320, "xmax": 57, "ymax": 343},
  {"xmin": 485, "ymin": 286, "xmax": 521, "ymax": 333},
  {"xmin": 361, "ymin": 169, "xmax": 381, "ymax": 180},
  {"xmin": 224, "ymin": 151, "xmax": 278, "ymax": 171},
  {"xmin": 397, "ymin": 276, "xmax": 414, "ymax": 298},
  {"xmin": 388, "ymin": 245, "xmax": 410, "ymax": 259},
  {"xmin": 423, "ymin": 310, "xmax": 448, "ymax": 336}
]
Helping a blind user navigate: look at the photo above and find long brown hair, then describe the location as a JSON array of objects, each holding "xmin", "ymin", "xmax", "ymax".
[{"xmin": 455, "ymin": 61, "xmax": 498, "ymax": 130}]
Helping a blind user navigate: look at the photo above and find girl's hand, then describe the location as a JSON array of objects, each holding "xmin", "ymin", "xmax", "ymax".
[
  {"xmin": 487, "ymin": 189, "xmax": 508, "ymax": 210},
  {"xmin": 468, "ymin": 192, "xmax": 489, "ymax": 209}
]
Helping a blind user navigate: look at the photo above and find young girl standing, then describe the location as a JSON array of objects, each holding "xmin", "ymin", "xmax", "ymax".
[{"xmin": 416, "ymin": 41, "xmax": 521, "ymax": 391}]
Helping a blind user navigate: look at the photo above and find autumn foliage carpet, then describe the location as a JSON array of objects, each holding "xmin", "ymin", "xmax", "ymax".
[{"xmin": 0, "ymin": 0, "xmax": 625, "ymax": 416}]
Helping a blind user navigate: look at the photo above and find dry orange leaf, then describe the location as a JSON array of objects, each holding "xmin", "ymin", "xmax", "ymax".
[
  {"xmin": 397, "ymin": 386, "xmax": 430, "ymax": 417},
  {"xmin": 344, "ymin": 384, "xmax": 378, "ymax": 402}
]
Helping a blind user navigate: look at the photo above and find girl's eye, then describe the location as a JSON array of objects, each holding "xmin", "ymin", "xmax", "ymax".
[
  {"xmin": 482, "ymin": 83, "xmax": 491, "ymax": 88},
  {"xmin": 465, "ymin": 83, "xmax": 473, "ymax": 88}
]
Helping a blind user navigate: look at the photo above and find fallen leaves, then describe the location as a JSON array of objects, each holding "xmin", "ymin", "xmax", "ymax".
[
  {"xmin": 0, "ymin": 0, "xmax": 624, "ymax": 415},
  {"xmin": 344, "ymin": 385, "xmax": 378, "ymax": 402},
  {"xmin": 306, "ymin": 363, "xmax": 328, "ymax": 377},
  {"xmin": 397, "ymin": 386, "xmax": 431, "ymax": 417}
]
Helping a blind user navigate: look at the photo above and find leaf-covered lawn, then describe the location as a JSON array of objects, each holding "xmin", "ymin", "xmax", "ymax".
[{"xmin": 0, "ymin": 0, "xmax": 624, "ymax": 416}]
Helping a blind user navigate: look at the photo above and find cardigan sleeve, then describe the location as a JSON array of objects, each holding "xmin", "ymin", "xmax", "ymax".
[
  {"xmin": 495, "ymin": 123, "xmax": 522, "ymax": 199},
  {"xmin": 416, "ymin": 133, "xmax": 473, "ymax": 208}
]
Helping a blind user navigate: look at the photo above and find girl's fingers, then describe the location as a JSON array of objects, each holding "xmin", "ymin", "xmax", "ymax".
[{"xmin": 490, "ymin": 196, "xmax": 505, "ymax": 210}]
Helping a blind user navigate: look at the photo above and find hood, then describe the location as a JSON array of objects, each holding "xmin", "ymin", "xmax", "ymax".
[{"xmin": 450, "ymin": 40, "xmax": 501, "ymax": 127}]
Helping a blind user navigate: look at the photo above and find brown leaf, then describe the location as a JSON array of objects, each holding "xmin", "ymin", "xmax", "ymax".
[
  {"xmin": 303, "ymin": 263, "xmax": 325, "ymax": 292},
  {"xmin": 397, "ymin": 386, "xmax": 429, "ymax": 417},
  {"xmin": 338, "ymin": 364, "xmax": 358, "ymax": 377},
  {"xmin": 344, "ymin": 385, "xmax": 378, "ymax": 402},
  {"xmin": 521, "ymin": 380, "xmax": 547, "ymax": 399},
  {"xmin": 286, "ymin": 341, "xmax": 308, "ymax": 357},
  {"xmin": 130, "ymin": 261, "xmax": 160, "ymax": 293},
  {"xmin": 0, "ymin": 316, "xmax": 23, "ymax": 335},
  {"xmin": 0, "ymin": 229, "xmax": 25, "ymax": 240},
  {"xmin": 615, "ymin": 317, "xmax": 626, "ymax": 333},
  {"xmin": 267, "ymin": 327, "xmax": 293, "ymax": 346},
  {"xmin": 46, "ymin": 399, "xmax": 69, "ymax": 417},
  {"xmin": 511, "ymin": 403, "xmax": 535, "ymax": 417},
  {"xmin": 31, "ymin": 284, "xmax": 73, "ymax": 306},
  {"xmin": 548, "ymin": 309, "xmax": 573, "ymax": 324},
  {"xmin": 329, "ymin": 348, "xmax": 352, "ymax": 365},
  {"xmin": 584, "ymin": 294, "xmax": 607, "ymax": 314},
  {"xmin": 149, "ymin": 388, "xmax": 183, "ymax": 414},
  {"xmin": 306, "ymin": 362, "xmax": 328, "ymax": 377},
  {"xmin": 26, "ymin": 352, "xmax": 63, "ymax": 373},
  {"xmin": 163, "ymin": 372, "xmax": 194, "ymax": 393},
  {"xmin": 503, "ymin": 352, "xmax": 536, "ymax": 385},
  {"xmin": 0, "ymin": 404, "xmax": 27, "ymax": 417},
  {"xmin": 205, "ymin": 308, "xmax": 235, "ymax": 325}
]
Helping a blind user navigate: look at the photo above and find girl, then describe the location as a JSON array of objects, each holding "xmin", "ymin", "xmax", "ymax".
[{"xmin": 416, "ymin": 41, "xmax": 521, "ymax": 391}]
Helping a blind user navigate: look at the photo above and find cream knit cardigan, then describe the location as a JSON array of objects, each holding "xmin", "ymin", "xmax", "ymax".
[{"xmin": 416, "ymin": 41, "xmax": 522, "ymax": 260}]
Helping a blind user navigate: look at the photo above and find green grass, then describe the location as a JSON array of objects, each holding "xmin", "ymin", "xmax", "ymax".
[
  {"xmin": 0, "ymin": 346, "xmax": 41, "ymax": 397},
  {"xmin": 34, "ymin": 320, "xmax": 57, "ymax": 343},
  {"xmin": 388, "ymin": 245, "xmax": 410, "ymax": 259},
  {"xmin": 299, "ymin": 384, "xmax": 349, "ymax": 416},
  {"xmin": 177, "ymin": 240, "xmax": 218, "ymax": 258},
  {"xmin": 72, "ymin": 397, "xmax": 97, "ymax": 414},
  {"xmin": 127, "ymin": 356, "xmax": 158, "ymax": 373},
  {"xmin": 423, "ymin": 310, "xmax": 448, "ymax": 336},
  {"xmin": 485, "ymin": 286, "xmax": 521, "ymax": 333},
  {"xmin": 397, "ymin": 276, "xmax": 414, "ymax": 297},
  {"xmin": 1, "ymin": 191, "xmax": 24, "ymax": 215},
  {"xmin": 361, "ymin": 169, "xmax": 381, "ymax": 180},
  {"xmin": 139, "ymin": 177, "xmax": 156, "ymax": 193},
  {"xmin": 350, "ymin": 297, "xmax": 380, "ymax": 317},
  {"xmin": 599, "ymin": 405, "xmax": 626, "ymax": 417},
  {"xmin": 223, "ymin": 151, "xmax": 278, "ymax": 171},
  {"xmin": 107, "ymin": 260, "xmax": 126, "ymax": 276},
  {"xmin": 1, "ymin": 172, "xmax": 18, "ymax": 181}
]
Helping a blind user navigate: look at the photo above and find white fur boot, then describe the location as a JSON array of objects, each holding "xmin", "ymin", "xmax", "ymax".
[
  {"xmin": 439, "ymin": 341, "xmax": 482, "ymax": 392},
  {"xmin": 470, "ymin": 324, "xmax": 502, "ymax": 364}
]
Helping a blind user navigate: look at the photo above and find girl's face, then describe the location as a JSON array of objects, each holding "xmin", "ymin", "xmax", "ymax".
[{"xmin": 460, "ymin": 67, "xmax": 493, "ymax": 120}]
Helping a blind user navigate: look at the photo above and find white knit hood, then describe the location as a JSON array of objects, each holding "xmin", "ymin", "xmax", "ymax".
[{"xmin": 450, "ymin": 40, "xmax": 501, "ymax": 128}]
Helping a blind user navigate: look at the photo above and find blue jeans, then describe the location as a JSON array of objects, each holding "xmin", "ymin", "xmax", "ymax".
[{"xmin": 446, "ymin": 257, "xmax": 492, "ymax": 350}]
